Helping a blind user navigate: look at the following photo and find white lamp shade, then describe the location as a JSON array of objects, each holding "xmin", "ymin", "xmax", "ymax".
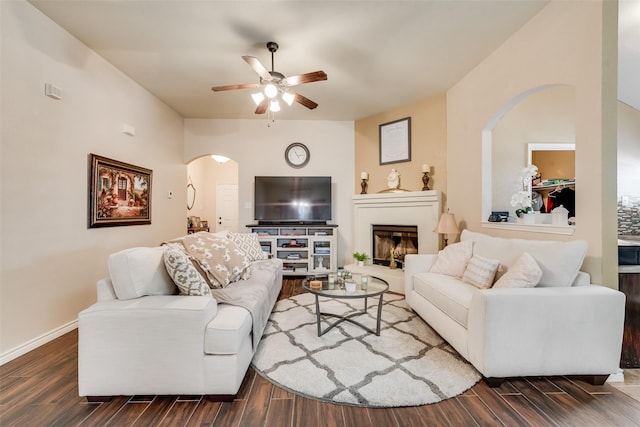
[
  {"xmin": 433, "ymin": 212, "xmax": 460, "ymax": 235},
  {"xmin": 282, "ymin": 91, "xmax": 295, "ymax": 106},
  {"xmin": 269, "ymin": 100, "xmax": 281, "ymax": 112},
  {"xmin": 264, "ymin": 84, "xmax": 278, "ymax": 98},
  {"xmin": 251, "ymin": 92, "xmax": 265, "ymax": 106}
]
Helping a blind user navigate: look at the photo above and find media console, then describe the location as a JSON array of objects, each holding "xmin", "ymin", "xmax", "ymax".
[{"xmin": 247, "ymin": 224, "xmax": 338, "ymax": 276}]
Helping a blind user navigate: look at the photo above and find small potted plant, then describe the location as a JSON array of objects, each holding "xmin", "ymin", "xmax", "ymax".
[{"xmin": 353, "ymin": 252, "xmax": 370, "ymax": 267}]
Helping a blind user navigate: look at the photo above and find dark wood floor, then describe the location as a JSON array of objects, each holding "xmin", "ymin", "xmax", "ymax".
[{"xmin": 2, "ymin": 278, "xmax": 640, "ymax": 426}]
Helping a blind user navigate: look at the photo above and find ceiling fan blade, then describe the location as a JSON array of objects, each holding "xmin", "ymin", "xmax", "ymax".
[
  {"xmin": 211, "ymin": 83, "xmax": 260, "ymax": 92},
  {"xmin": 294, "ymin": 93, "xmax": 318, "ymax": 110},
  {"xmin": 255, "ymin": 98, "xmax": 268, "ymax": 114},
  {"xmin": 282, "ymin": 71, "xmax": 327, "ymax": 87},
  {"xmin": 242, "ymin": 55, "xmax": 272, "ymax": 81}
]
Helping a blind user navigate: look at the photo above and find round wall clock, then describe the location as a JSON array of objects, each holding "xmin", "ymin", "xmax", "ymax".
[{"xmin": 284, "ymin": 142, "xmax": 310, "ymax": 168}]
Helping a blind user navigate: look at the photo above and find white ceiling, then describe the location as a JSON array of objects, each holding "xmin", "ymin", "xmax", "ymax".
[{"xmin": 28, "ymin": 0, "xmax": 640, "ymax": 121}]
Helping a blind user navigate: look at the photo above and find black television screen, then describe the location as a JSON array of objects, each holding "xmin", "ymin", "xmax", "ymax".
[{"xmin": 254, "ymin": 176, "xmax": 332, "ymax": 223}]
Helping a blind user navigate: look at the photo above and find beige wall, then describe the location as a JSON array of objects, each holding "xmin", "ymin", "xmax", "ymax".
[
  {"xmin": 532, "ymin": 151, "xmax": 576, "ymax": 181},
  {"xmin": 354, "ymin": 94, "xmax": 447, "ymax": 198},
  {"xmin": 447, "ymin": 0, "xmax": 618, "ymax": 287},
  {"xmin": 1, "ymin": 1, "xmax": 186, "ymax": 357},
  {"xmin": 184, "ymin": 119, "xmax": 355, "ymax": 266}
]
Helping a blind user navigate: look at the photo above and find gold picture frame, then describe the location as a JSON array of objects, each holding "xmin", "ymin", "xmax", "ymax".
[{"xmin": 88, "ymin": 154, "xmax": 152, "ymax": 228}]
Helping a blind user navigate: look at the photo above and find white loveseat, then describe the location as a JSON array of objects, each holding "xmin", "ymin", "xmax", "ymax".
[
  {"xmin": 405, "ymin": 230, "xmax": 625, "ymax": 385},
  {"xmin": 78, "ymin": 233, "xmax": 283, "ymax": 401}
]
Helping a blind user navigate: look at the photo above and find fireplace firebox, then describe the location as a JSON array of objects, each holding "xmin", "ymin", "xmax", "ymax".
[{"xmin": 372, "ymin": 224, "xmax": 418, "ymax": 269}]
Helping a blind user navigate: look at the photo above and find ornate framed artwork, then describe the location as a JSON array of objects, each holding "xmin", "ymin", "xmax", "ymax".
[
  {"xmin": 88, "ymin": 154, "xmax": 152, "ymax": 228},
  {"xmin": 379, "ymin": 117, "xmax": 411, "ymax": 165}
]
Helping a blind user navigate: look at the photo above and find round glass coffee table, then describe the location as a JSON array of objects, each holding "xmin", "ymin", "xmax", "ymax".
[{"xmin": 302, "ymin": 274, "xmax": 389, "ymax": 336}]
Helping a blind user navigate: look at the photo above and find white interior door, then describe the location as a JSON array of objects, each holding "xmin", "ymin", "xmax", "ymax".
[{"xmin": 215, "ymin": 184, "xmax": 239, "ymax": 232}]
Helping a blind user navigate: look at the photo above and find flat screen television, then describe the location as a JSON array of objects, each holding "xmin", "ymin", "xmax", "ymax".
[{"xmin": 254, "ymin": 176, "xmax": 332, "ymax": 224}]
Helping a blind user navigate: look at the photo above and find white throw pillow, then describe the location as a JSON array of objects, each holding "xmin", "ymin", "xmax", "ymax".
[
  {"xmin": 163, "ymin": 247, "xmax": 212, "ymax": 296},
  {"xmin": 462, "ymin": 255, "xmax": 500, "ymax": 289},
  {"xmin": 108, "ymin": 246, "xmax": 177, "ymax": 300},
  {"xmin": 228, "ymin": 232, "xmax": 267, "ymax": 262},
  {"xmin": 493, "ymin": 252, "xmax": 542, "ymax": 289},
  {"xmin": 429, "ymin": 240, "xmax": 473, "ymax": 278}
]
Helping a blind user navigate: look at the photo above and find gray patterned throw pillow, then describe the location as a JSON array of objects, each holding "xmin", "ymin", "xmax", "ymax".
[
  {"xmin": 163, "ymin": 247, "xmax": 212, "ymax": 296},
  {"xmin": 228, "ymin": 232, "xmax": 268, "ymax": 262}
]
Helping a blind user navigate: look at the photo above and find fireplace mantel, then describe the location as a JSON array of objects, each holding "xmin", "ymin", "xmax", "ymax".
[{"xmin": 352, "ymin": 190, "xmax": 442, "ymax": 261}]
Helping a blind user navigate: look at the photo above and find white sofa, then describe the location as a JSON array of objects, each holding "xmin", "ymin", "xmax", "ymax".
[
  {"xmin": 78, "ymin": 239, "xmax": 282, "ymax": 401},
  {"xmin": 405, "ymin": 230, "xmax": 625, "ymax": 385}
]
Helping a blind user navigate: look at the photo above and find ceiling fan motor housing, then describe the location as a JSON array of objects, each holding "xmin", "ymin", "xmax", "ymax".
[{"xmin": 264, "ymin": 71, "xmax": 285, "ymax": 84}]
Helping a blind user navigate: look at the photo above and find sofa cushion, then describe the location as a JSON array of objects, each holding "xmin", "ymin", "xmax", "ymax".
[
  {"xmin": 228, "ymin": 232, "xmax": 268, "ymax": 262},
  {"xmin": 413, "ymin": 272, "xmax": 476, "ymax": 328},
  {"xmin": 461, "ymin": 230, "xmax": 587, "ymax": 288},
  {"xmin": 108, "ymin": 247, "xmax": 177, "ymax": 300},
  {"xmin": 163, "ymin": 247, "xmax": 212, "ymax": 296},
  {"xmin": 462, "ymin": 255, "xmax": 500, "ymax": 289},
  {"xmin": 493, "ymin": 252, "xmax": 542, "ymax": 288},
  {"xmin": 429, "ymin": 240, "xmax": 473, "ymax": 278},
  {"xmin": 204, "ymin": 304, "xmax": 252, "ymax": 355}
]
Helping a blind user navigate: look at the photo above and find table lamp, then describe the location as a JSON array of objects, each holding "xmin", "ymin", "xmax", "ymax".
[{"xmin": 433, "ymin": 211, "xmax": 460, "ymax": 247}]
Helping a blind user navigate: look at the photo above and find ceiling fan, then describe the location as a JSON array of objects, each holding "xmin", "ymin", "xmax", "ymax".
[{"xmin": 211, "ymin": 41, "xmax": 327, "ymax": 114}]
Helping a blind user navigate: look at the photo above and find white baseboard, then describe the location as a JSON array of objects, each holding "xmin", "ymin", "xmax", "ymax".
[{"xmin": 0, "ymin": 320, "xmax": 78, "ymax": 366}]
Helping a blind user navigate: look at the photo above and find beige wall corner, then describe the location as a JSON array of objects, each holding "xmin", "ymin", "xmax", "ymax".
[{"xmin": 354, "ymin": 94, "xmax": 447, "ymax": 199}]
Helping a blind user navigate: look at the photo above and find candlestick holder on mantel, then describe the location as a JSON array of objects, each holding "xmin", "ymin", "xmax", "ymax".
[
  {"xmin": 421, "ymin": 172, "xmax": 430, "ymax": 191},
  {"xmin": 360, "ymin": 178, "xmax": 368, "ymax": 194},
  {"xmin": 360, "ymin": 171, "xmax": 369, "ymax": 194},
  {"xmin": 421, "ymin": 164, "xmax": 431, "ymax": 191}
]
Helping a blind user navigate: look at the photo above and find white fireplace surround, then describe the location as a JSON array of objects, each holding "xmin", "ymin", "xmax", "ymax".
[{"xmin": 352, "ymin": 190, "xmax": 442, "ymax": 259}]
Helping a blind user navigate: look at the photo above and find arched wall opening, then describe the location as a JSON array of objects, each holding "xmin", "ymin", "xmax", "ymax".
[
  {"xmin": 481, "ymin": 84, "xmax": 576, "ymax": 230},
  {"xmin": 186, "ymin": 154, "xmax": 239, "ymax": 233}
]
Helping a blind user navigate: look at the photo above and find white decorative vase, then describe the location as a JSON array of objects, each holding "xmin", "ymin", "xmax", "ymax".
[
  {"xmin": 358, "ymin": 260, "xmax": 364, "ymax": 267},
  {"xmin": 551, "ymin": 205, "xmax": 569, "ymax": 226},
  {"xmin": 518, "ymin": 213, "xmax": 535, "ymax": 225},
  {"xmin": 345, "ymin": 280, "xmax": 356, "ymax": 292}
]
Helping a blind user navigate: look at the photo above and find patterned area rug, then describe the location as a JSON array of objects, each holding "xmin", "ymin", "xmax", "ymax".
[{"xmin": 251, "ymin": 292, "xmax": 480, "ymax": 407}]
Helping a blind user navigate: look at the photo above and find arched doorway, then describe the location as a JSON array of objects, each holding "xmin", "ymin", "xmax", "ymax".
[{"xmin": 186, "ymin": 154, "xmax": 239, "ymax": 233}]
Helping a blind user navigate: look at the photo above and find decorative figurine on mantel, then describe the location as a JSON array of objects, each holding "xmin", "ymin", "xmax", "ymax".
[
  {"xmin": 360, "ymin": 172, "xmax": 368, "ymax": 194},
  {"xmin": 387, "ymin": 168, "xmax": 400, "ymax": 190},
  {"xmin": 378, "ymin": 168, "xmax": 410, "ymax": 193},
  {"xmin": 421, "ymin": 164, "xmax": 431, "ymax": 191}
]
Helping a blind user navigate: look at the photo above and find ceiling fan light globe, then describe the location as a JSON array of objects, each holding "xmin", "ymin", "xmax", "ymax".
[
  {"xmin": 282, "ymin": 91, "xmax": 295, "ymax": 106},
  {"xmin": 269, "ymin": 100, "xmax": 281, "ymax": 112},
  {"xmin": 251, "ymin": 92, "xmax": 265, "ymax": 106},
  {"xmin": 264, "ymin": 84, "xmax": 278, "ymax": 98}
]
